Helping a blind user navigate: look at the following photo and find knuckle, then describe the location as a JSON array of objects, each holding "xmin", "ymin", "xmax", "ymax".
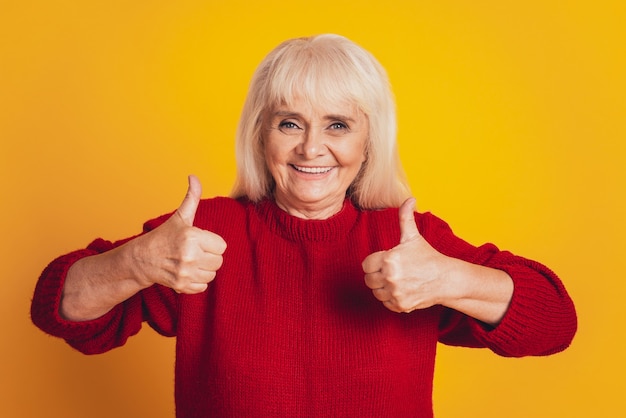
[
  {"xmin": 173, "ymin": 263, "xmax": 190, "ymax": 277},
  {"xmin": 398, "ymin": 302, "xmax": 412, "ymax": 312},
  {"xmin": 180, "ymin": 254, "xmax": 196, "ymax": 266},
  {"xmin": 176, "ymin": 229, "xmax": 194, "ymax": 246},
  {"xmin": 170, "ymin": 280, "xmax": 187, "ymax": 293},
  {"xmin": 384, "ymin": 301, "xmax": 402, "ymax": 313},
  {"xmin": 393, "ymin": 299, "xmax": 410, "ymax": 312},
  {"xmin": 178, "ymin": 248, "xmax": 198, "ymax": 265},
  {"xmin": 390, "ymin": 289, "xmax": 402, "ymax": 299},
  {"xmin": 381, "ymin": 258, "xmax": 400, "ymax": 277}
]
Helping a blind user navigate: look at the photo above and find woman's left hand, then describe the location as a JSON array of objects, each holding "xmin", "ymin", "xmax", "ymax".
[{"xmin": 362, "ymin": 198, "xmax": 453, "ymax": 313}]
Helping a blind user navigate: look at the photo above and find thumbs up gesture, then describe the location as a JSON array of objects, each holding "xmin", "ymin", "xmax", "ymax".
[
  {"xmin": 130, "ymin": 175, "xmax": 227, "ymax": 294},
  {"xmin": 362, "ymin": 198, "xmax": 451, "ymax": 313}
]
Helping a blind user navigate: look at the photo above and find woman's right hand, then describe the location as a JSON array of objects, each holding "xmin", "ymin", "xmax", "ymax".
[
  {"xmin": 128, "ymin": 175, "xmax": 227, "ymax": 294},
  {"xmin": 60, "ymin": 175, "xmax": 226, "ymax": 321}
]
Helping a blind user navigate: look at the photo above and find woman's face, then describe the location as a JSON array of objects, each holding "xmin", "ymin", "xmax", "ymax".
[{"xmin": 264, "ymin": 97, "xmax": 368, "ymax": 219}]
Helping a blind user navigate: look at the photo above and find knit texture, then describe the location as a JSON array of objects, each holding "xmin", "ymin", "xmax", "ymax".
[{"xmin": 31, "ymin": 197, "xmax": 577, "ymax": 417}]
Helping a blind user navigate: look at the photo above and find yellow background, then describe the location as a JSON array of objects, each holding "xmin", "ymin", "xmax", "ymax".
[{"xmin": 1, "ymin": 1, "xmax": 624, "ymax": 417}]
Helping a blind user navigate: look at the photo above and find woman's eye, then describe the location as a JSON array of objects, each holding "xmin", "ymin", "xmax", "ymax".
[
  {"xmin": 329, "ymin": 122, "xmax": 348, "ymax": 130},
  {"xmin": 278, "ymin": 121, "xmax": 299, "ymax": 130}
]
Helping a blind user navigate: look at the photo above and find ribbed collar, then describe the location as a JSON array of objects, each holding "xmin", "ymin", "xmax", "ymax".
[{"xmin": 255, "ymin": 198, "xmax": 360, "ymax": 242}]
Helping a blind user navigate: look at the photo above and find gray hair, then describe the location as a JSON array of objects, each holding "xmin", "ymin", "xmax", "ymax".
[{"xmin": 231, "ymin": 34, "xmax": 410, "ymax": 209}]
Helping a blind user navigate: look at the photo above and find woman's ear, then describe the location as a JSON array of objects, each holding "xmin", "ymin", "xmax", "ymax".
[{"xmin": 362, "ymin": 136, "xmax": 370, "ymax": 163}]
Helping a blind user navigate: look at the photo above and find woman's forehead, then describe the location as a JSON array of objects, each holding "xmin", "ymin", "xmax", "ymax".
[{"xmin": 271, "ymin": 95, "xmax": 363, "ymax": 117}]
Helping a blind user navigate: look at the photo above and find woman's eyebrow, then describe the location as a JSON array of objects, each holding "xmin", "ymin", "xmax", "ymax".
[
  {"xmin": 272, "ymin": 110, "xmax": 356, "ymax": 123},
  {"xmin": 272, "ymin": 110, "xmax": 301, "ymax": 119},
  {"xmin": 324, "ymin": 114, "xmax": 356, "ymax": 123}
]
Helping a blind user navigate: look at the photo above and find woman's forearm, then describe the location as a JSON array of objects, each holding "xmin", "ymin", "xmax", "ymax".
[
  {"xmin": 441, "ymin": 258, "xmax": 514, "ymax": 326},
  {"xmin": 60, "ymin": 243, "xmax": 148, "ymax": 322}
]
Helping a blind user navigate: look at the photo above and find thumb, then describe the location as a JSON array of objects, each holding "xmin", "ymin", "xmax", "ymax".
[
  {"xmin": 176, "ymin": 175, "xmax": 202, "ymax": 226},
  {"xmin": 399, "ymin": 197, "xmax": 420, "ymax": 244}
]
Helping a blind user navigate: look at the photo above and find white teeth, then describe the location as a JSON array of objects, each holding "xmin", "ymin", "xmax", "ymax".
[{"xmin": 293, "ymin": 165, "xmax": 333, "ymax": 174}]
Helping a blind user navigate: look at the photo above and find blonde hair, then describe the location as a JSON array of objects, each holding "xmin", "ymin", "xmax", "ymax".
[{"xmin": 230, "ymin": 34, "xmax": 411, "ymax": 209}]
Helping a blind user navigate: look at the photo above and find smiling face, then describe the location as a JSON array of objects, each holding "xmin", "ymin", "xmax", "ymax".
[{"xmin": 263, "ymin": 97, "xmax": 368, "ymax": 219}]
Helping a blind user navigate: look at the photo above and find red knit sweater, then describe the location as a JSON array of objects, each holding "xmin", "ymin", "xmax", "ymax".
[{"xmin": 31, "ymin": 197, "xmax": 577, "ymax": 417}]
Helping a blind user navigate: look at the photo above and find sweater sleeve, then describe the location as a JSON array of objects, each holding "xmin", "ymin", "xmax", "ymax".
[
  {"xmin": 30, "ymin": 215, "xmax": 179, "ymax": 355},
  {"xmin": 419, "ymin": 212, "xmax": 577, "ymax": 357}
]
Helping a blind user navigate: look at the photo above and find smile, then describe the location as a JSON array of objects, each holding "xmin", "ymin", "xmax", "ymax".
[{"xmin": 291, "ymin": 165, "xmax": 334, "ymax": 174}]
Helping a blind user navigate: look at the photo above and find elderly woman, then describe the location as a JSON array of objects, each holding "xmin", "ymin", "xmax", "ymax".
[{"xmin": 31, "ymin": 34, "xmax": 577, "ymax": 417}]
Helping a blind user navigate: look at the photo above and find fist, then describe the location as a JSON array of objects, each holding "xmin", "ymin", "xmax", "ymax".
[
  {"xmin": 362, "ymin": 198, "xmax": 449, "ymax": 313},
  {"xmin": 131, "ymin": 175, "xmax": 227, "ymax": 294}
]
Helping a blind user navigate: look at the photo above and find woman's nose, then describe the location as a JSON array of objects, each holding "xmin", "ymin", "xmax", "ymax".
[{"xmin": 298, "ymin": 129, "xmax": 325, "ymax": 159}]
